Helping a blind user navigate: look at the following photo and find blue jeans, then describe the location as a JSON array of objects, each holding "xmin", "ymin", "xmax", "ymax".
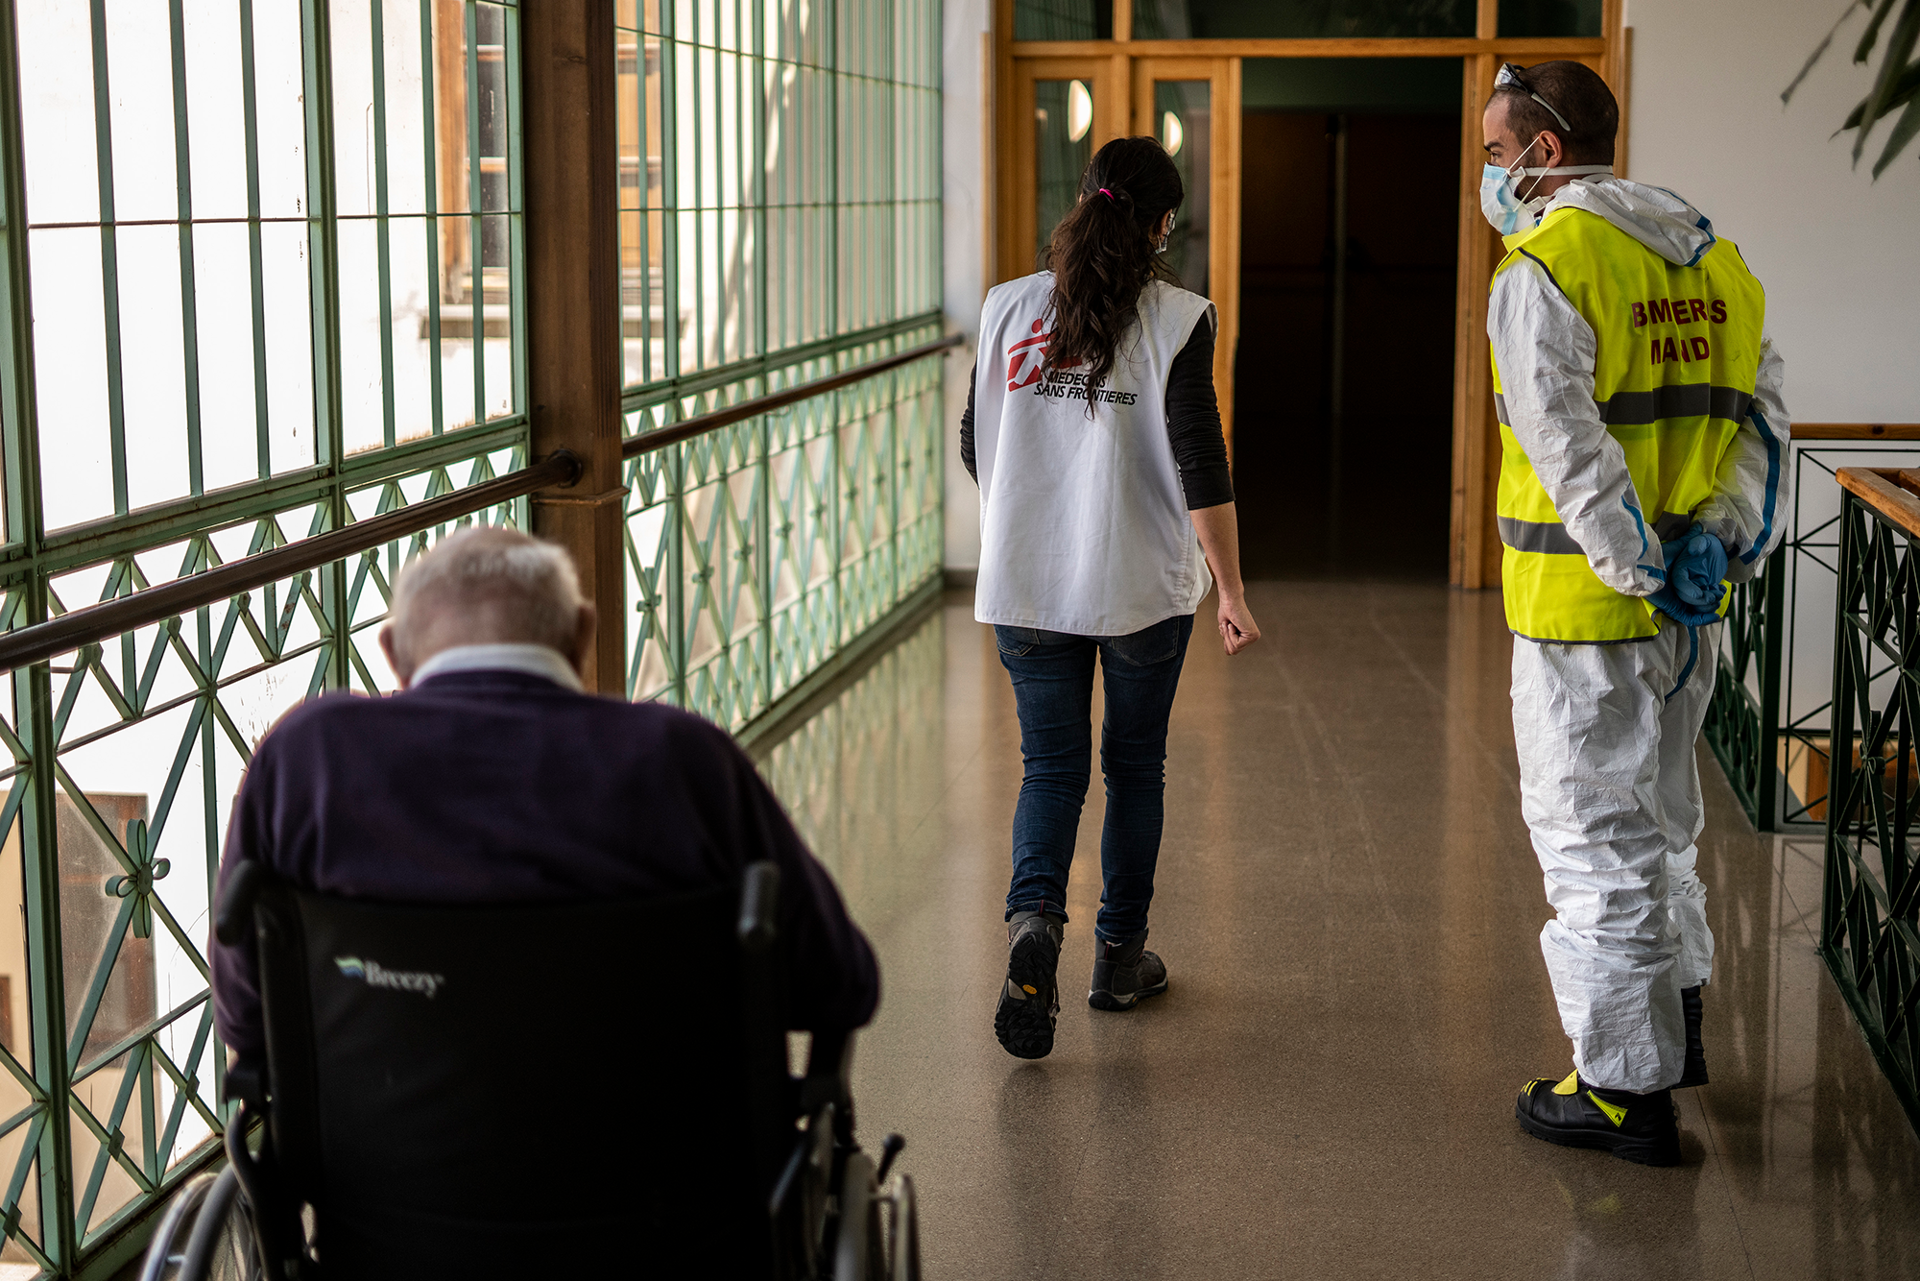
[{"xmin": 994, "ymin": 614, "xmax": 1194, "ymax": 943}]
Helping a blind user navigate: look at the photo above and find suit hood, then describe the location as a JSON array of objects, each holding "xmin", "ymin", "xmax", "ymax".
[{"xmin": 1513, "ymin": 178, "xmax": 1718, "ymax": 267}]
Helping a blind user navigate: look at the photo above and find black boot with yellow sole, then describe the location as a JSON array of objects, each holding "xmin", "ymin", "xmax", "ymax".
[{"xmin": 1516, "ymin": 1071, "xmax": 1681, "ymax": 1167}]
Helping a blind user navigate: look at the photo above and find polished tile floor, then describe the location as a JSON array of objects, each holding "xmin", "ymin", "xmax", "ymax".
[{"xmin": 759, "ymin": 583, "xmax": 1920, "ymax": 1281}]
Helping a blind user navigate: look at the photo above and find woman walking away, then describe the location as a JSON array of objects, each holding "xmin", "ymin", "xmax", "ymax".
[{"xmin": 961, "ymin": 136, "xmax": 1259, "ymax": 1061}]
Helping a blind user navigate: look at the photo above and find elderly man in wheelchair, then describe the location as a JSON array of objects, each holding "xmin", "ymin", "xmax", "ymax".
[{"xmin": 143, "ymin": 527, "xmax": 918, "ymax": 1280}]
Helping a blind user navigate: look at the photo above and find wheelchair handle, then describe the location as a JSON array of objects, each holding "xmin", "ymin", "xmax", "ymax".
[
  {"xmin": 738, "ymin": 860, "xmax": 780, "ymax": 955},
  {"xmin": 214, "ymin": 860, "xmax": 267, "ymax": 946},
  {"xmin": 875, "ymin": 1133, "xmax": 906, "ymax": 1185}
]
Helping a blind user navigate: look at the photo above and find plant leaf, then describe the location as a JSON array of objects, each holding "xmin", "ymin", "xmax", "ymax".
[
  {"xmin": 1856, "ymin": 0, "xmax": 1902, "ymax": 62},
  {"xmin": 1842, "ymin": 60, "xmax": 1920, "ymax": 127},
  {"xmin": 1871, "ymin": 88, "xmax": 1920, "ymax": 175},
  {"xmin": 1853, "ymin": 0, "xmax": 1920, "ymax": 164},
  {"xmin": 1787, "ymin": 0, "xmax": 1873, "ymax": 103}
]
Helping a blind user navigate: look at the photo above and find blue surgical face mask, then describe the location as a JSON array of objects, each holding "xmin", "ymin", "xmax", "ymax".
[{"xmin": 1479, "ymin": 136, "xmax": 1613, "ymax": 234}]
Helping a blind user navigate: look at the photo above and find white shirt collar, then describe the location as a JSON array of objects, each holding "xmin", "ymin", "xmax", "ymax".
[{"xmin": 409, "ymin": 642, "xmax": 584, "ymax": 692}]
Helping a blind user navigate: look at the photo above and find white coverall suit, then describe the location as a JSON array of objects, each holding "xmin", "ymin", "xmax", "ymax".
[{"xmin": 1491, "ymin": 179, "xmax": 1791, "ymax": 1094}]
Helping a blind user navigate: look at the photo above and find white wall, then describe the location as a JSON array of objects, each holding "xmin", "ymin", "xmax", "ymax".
[
  {"xmin": 941, "ymin": 0, "xmax": 991, "ymax": 573},
  {"xmin": 1627, "ymin": 0, "xmax": 1920, "ymax": 422}
]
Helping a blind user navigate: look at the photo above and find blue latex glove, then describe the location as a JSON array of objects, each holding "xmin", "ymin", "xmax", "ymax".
[
  {"xmin": 1664, "ymin": 521, "xmax": 1729, "ymax": 610},
  {"xmin": 1649, "ymin": 583, "xmax": 1722, "ymax": 626},
  {"xmin": 1649, "ymin": 521, "xmax": 1727, "ymax": 624}
]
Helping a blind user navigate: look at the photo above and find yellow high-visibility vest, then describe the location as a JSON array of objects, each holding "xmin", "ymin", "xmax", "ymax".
[{"xmin": 1491, "ymin": 206, "xmax": 1768, "ymax": 642}]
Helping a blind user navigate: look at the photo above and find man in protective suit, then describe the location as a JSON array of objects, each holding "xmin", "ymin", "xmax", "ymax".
[{"xmin": 1480, "ymin": 61, "xmax": 1790, "ymax": 1165}]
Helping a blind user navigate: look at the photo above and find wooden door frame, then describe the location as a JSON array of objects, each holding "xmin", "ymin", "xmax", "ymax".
[{"xmin": 989, "ymin": 0, "xmax": 1630, "ymax": 588}]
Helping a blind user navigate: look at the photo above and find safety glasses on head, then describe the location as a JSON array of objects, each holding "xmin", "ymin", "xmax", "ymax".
[{"xmin": 1496, "ymin": 62, "xmax": 1573, "ymax": 134}]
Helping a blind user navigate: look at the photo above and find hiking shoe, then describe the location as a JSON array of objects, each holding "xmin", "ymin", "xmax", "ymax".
[
  {"xmin": 1675, "ymin": 985, "xmax": 1709, "ymax": 1088},
  {"xmin": 995, "ymin": 913, "xmax": 1063, "ymax": 1059},
  {"xmin": 1087, "ymin": 931, "xmax": 1168, "ymax": 1012},
  {"xmin": 1516, "ymin": 1071, "xmax": 1681, "ymax": 1167}
]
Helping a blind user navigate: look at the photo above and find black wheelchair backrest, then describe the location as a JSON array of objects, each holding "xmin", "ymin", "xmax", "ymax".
[{"xmin": 239, "ymin": 867, "xmax": 791, "ymax": 1277}]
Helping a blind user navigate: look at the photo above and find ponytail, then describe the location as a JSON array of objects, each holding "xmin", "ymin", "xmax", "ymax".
[{"xmin": 1041, "ymin": 136, "xmax": 1184, "ymax": 404}]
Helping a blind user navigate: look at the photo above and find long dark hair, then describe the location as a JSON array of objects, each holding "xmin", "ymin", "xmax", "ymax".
[{"xmin": 1042, "ymin": 136, "xmax": 1184, "ymax": 397}]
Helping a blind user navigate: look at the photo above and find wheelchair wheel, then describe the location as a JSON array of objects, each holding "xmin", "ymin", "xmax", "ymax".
[
  {"xmin": 137, "ymin": 1173, "xmax": 217, "ymax": 1281},
  {"xmin": 138, "ymin": 1166, "xmax": 267, "ymax": 1281},
  {"xmin": 832, "ymin": 1150, "xmax": 878, "ymax": 1281},
  {"xmin": 882, "ymin": 1175, "xmax": 920, "ymax": 1281}
]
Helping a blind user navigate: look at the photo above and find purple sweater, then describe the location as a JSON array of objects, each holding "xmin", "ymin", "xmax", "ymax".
[{"xmin": 210, "ymin": 670, "xmax": 879, "ymax": 1059}]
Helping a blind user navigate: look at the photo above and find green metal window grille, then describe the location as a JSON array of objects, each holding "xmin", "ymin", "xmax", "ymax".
[
  {"xmin": 615, "ymin": 0, "xmax": 946, "ymax": 733},
  {"xmin": 0, "ymin": 0, "xmax": 528, "ymax": 1273}
]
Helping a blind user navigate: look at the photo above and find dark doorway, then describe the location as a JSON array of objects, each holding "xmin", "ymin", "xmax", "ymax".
[{"xmin": 1232, "ymin": 60, "xmax": 1460, "ymax": 580}]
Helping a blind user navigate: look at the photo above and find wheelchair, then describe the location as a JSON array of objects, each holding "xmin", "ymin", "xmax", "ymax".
[{"xmin": 141, "ymin": 860, "xmax": 919, "ymax": 1280}]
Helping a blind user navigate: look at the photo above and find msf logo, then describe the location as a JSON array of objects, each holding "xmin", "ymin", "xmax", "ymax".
[
  {"xmin": 334, "ymin": 956, "xmax": 446, "ymax": 999},
  {"xmin": 1007, "ymin": 320, "xmax": 1051, "ymax": 391}
]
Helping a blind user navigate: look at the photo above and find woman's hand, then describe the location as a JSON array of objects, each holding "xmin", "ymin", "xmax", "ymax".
[
  {"xmin": 1217, "ymin": 591, "xmax": 1259, "ymax": 656},
  {"xmin": 1189, "ymin": 502, "xmax": 1257, "ymax": 656}
]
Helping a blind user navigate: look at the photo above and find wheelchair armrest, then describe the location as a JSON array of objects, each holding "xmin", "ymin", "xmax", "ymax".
[
  {"xmin": 223, "ymin": 1059, "xmax": 266, "ymax": 1108},
  {"xmin": 800, "ymin": 1029, "xmax": 854, "ymax": 1133},
  {"xmin": 214, "ymin": 859, "xmax": 267, "ymax": 946}
]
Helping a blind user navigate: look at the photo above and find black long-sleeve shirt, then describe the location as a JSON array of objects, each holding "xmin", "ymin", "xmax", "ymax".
[{"xmin": 960, "ymin": 320, "xmax": 1234, "ymax": 510}]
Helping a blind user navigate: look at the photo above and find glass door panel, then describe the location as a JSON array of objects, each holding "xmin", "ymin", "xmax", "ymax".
[
  {"xmin": 1152, "ymin": 80, "xmax": 1211, "ymax": 297},
  {"xmin": 1035, "ymin": 77, "xmax": 1098, "ymax": 263},
  {"xmin": 1499, "ymin": 0, "xmax": 1602, "ymax": 37},
  {"xmin": 1131, "ymin": 0, "xmax": 1473, "ymax": 38},
  {"xmin": 1015, "ymin": 0, "xmax": 1114, "ymax": 40},
  {"xmin": 1130, "ymin": 58, "xmax": 1239, "ymax": 449}
]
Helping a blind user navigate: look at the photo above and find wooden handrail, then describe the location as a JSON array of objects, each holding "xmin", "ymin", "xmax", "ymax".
[
  {"xmin": 1794, "ymin": 423, "xmax": 1920, "ymax": 440},
  {"xmin": 0, "ymin": 451, "xmax": 585, "ymax": 677},
  {"xmin": 1838, "ymin": 468, "xmax": 1920, "ymax": 541},
  {"xmin": 0, "ymin": 334, "xmax": 962, "ymax": 676}
]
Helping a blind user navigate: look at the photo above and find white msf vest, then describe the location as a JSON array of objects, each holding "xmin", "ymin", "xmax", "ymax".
[{"xmin": 972, "ymin": 272, "xmax": 1215, "ymax": 637}]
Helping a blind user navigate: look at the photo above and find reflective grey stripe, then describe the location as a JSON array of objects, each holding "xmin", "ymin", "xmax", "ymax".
[
  {"xmin": 1598, "ymin": 384, "xmax": 1753, "ymax": 426},
  {"xmin": 1498, "ymin": 516, "xmax": 1583, "ymax": 555},
  {"xmin": 1495, "ymin": 385, "xmax": 1754, "ymax": 427},
  {"xmin": 1501, "ymin": 510, "xmax": 1690, "ymax": 555}
]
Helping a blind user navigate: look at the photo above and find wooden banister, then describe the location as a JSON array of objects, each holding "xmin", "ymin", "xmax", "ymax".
[{"xmin": 1838, "ymin": 468, "xmax": 1920, "ymax": 541}]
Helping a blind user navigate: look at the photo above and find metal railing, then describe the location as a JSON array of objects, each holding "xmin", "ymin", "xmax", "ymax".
[
  {"xmin": 622, "ymin": 325, "xmax": 952, "ymax": 732},
  {"xmin": 1704, "ymin": 425, "xmax": 1920, "ymax": 831},
  {"xmin": 0, "ymin": 333, "xmax": 959, "ymax": 681},
  {"xmin": 1823, "ymin": 465, "xmax": 1920, "ymax": 1134}
]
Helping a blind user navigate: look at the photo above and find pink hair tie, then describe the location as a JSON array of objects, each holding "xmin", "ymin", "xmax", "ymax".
[{"xmin": 1098, "ymin": 187, "xmax": 1116, "ymax": 203}]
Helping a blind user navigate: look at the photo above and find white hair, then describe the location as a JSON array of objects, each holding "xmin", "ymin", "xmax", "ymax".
[{"xmin": 388, "ymin": 526, "xmax": 583, "ymax": 661}]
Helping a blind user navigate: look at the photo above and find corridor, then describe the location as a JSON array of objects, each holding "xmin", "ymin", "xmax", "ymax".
[{"xmin": 761, "ymin": 582, "xmax": 1920, "ymax": 1281}]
